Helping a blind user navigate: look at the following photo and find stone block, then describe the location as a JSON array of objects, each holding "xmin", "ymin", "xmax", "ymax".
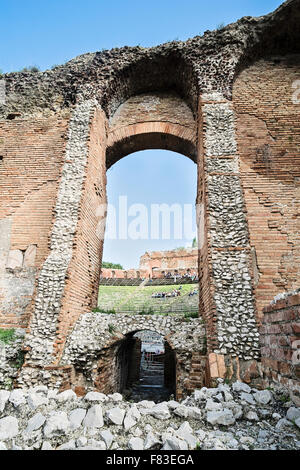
[
  {"xmin": 6, "ymin": 249, "xmax": 23, "ymax": 270},
  {"xmin": 23, "ymin": 244, "xmax": 37, "ymax": 267}
]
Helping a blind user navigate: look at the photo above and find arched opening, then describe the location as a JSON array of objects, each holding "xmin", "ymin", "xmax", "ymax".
[
  {"xmin": 115, "ymin": 330, "xmax": 176, "ymax": 402},
  {"xmin": 98, "ymin": 148, "xmax": 200, "ymax": 317},
  {"xmin": 93, "ymin": 89, "xmax": 201, "ymax": 399},
  {"xmin": 50, "ymin": 87, "xmax": 206, "ymax": 393}
]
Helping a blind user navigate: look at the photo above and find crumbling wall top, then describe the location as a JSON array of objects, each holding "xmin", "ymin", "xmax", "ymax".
[{"xmin": 1, "ymin": 0, "xmax": 299, "ymax": 119}]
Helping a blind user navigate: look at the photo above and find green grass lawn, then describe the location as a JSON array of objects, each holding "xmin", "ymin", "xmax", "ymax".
[{"xmin": 97, "ymin": 284, "xmax": 199, "ymax": 315}]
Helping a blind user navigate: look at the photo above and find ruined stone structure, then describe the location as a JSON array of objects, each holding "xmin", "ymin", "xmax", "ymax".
[
  {"xmin": 260, "ymin": 291, "xmax": 300, "ymax": 404},
  {"xmin": 0, "ymin": 1, "xmax": 299, "ymax": 397},
  {"xmin": 139, "ymin": 248, "xmax": 198, "ymax": 278},
  {"xmin": 100, "ymin": 247, "xmax": 198, "ymax": 279}
]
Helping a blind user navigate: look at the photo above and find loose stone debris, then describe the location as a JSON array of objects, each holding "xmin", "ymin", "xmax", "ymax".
[{"xmin": 0, "ymin": 380, "xmax": 299, "ymax": 450}]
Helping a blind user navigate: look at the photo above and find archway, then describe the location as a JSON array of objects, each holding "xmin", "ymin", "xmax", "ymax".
[
  {"xmin": 3, "ymin": 1, "xmax": 296, "ymax": 393},
  {"xmin": 61, "ymin": 311, "xmax": 206, "ymax": 399},
  {"xmin": 116, "ymin": 330, "xmax": 176, "ymax": 402}
]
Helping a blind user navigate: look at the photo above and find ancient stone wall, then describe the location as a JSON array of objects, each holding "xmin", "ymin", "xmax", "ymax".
[
  {"xmin": 21, "ymin": 101, "xmax": 99, "ymax": 369},
  {"xmin": 233, "ymin": 55, "xmax": 300, "ymax": 321},
  {"xmin": 139, "ymin": 248, "xmax": 198, "ymax": 278},
  {"xmin": 0, "ymin": 0, "xmax": 299, "ymax": 393},
  {"xmin": 260, "ymin": 291, "xmax": 300, "ymax": 404},
  {"xmin": 59, "ymin": 312, "xmax": 206, "ymax": 399},
  {"xmin": 200, "ymin": 93, "xmax": 260, "ymax": 361},
  {"xmin": 100, "ymin": 247, "xmax": 198, "ymax": 280},
  {"xmin": 0, "ymin": 114, "xmax": 69, "ymax": 328}
]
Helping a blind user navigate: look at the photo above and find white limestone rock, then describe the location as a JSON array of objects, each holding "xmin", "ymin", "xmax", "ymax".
[
  {"xmin": 84, "ymin": 391, "xmax": 108, "ymax": 403},
  {"xmin": 9, "ymin": 389, "xmax": 26, "ymax": 407},
  {"xmin": 275, "ymin": 418, "xmax": 295, "ymax": 430},
  {"xmin": 173, "ymin": 404, "xmax": 189, "ymax": 418},
  {"xmin": 57, "ymin": 440, "xmax": 76, "ymax": 450},
  {"xmin": 244, "ymin": 410, "xmax": 259, "ymax": 421},
  {"xmin": 187, "ymin": 406, "xmax": 202, "ymax": 420},
  {"xmin": 253, "ymin": 390, "xmax": 272, "ymax": 405},
  {"xmin": 150, "ymin": 403, "xmax": 171, "ymax": 420},
  {"xmin": 76, "ymin": 436, "xmax": 87, "ymax": 447},
  {"xmin": 0, "ymin": 390, "xmax": 10, "ymax": 413},
  {"xmin": 26, "ymin": 413, "xmax": 46, "ymax": 433},
  {"xmin": 137, "ymin": 400, "xmax": 155, "ymax": 409},
  {"xmin": 87, "ymin": 439, "xmax": 106, "ymax": 450},
  {"xmin": 144, "ymin": 431, "xmax": 160, "ymax": 450},
  {"xmin": 206, "ymin": 409, "xmax": 235, "ymax": 426},
  {"xmin": 162, "ymin": 435, "xmax": 188, "ymax": 451},
  {"xmin": 41, "ymin": 441, "xmax": 53, "ymax": 450},
  {"xmin": 205, "ymin": 398, "xmax": 223, "ymax": 411},
  {"xmin": 108, "ymin": 393, "xmax": 123, "ymax": 402},
  {"xmin": 286, "ymin": 407, "xmax": 300, "ymax": 423},
  {"xmin": 27, "ymin": 392, "xmax": 48, "ymax": 410},
  {"xmin": 106, "ymin": 407, "xmax": 125, "ymax": 425},
  {"xmin": 100, "ymin": 430, "xmax": 114, "ymax": 449},
  {"xmin": 56, "ymin": 389, "xmax": 77, "ymax": 403},
  {"xmin": 128, "ymin": 437, "xmax": 144, "ymax": 450},
  {"xmin": 167, "ymin": 400, "xmax": 180, "ymax": 410},
  {"xmin": 240, "ymin": 392, "xmax": 255, "ymax": 405},
  {"xmin": 69, "ymin": 408, "xmax": 86, "ymax": 429},
  {"xmin": 0, "ymin": 416, "xmax": 19, "ymax": 440},
  {"xmin": 232, "ymin": 381, "xmax": 251, "ymax": 394},
  {"xmin": 83, "ymin": 405, "xmax": 104, "ymax": 428},
  {"xmin": 44, "ymin": 412, "xmax": 70, "ymax": 438},
  {"xmin": 176, "ymin": 422, "xmax": 197, "ymax": 449}
]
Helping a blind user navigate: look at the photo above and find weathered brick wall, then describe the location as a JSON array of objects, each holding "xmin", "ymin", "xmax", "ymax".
[
  {"xmin": 54, "ymin": 107, "xmax": 107, "ymax": 362},
  {"xmin": 233, "ymin": 55, "xmax": 300, "ymax": 322},
  {"xmin": 109, "ymin": 92, "xmax": 196, "ymax": 130},
  {"xmin": 139, "ymin": 248, "xmax": 198, "ymax": 277},
  {"xmin": 106, "ymin": 92, "xmax": 197, "ymax": 167},
  {"xmin": 1, "ymin": 1, "xmax": 299, "ymax": 391},
  {"xmin": 0, "ymin": 114, "xmax": 69, "ymax": 328},
  {"xmin": 260, "ymin": 293, "xmax": 300, "ymax": 402},
  {"xmin": 197, "ymin": 99, "xmax": 217, "ymax": 352}
]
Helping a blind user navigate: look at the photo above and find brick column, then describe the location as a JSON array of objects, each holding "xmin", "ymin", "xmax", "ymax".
[
  {"xmin": 199, "ymin": 92, "xmax": 260, "ymax": 371},
  {"xmin": 18, "ymin": 100, "xmax": 107, "ymax": 386}
]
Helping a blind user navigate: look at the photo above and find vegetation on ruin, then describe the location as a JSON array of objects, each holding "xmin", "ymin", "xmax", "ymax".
[
  {"xmin": 12, "ymin": 350, "xmax": 25, "ymax": 369},
  {"xmin": 0, "ymin": 328, "xmax": 15, "ymax": 344},
  {"xmin": 137, "ymin": 307, "xmax": 155, "ymax": 315},
  {"xmin": 102, "ymin": 261, "xmax": 124, "ymax": 270},
  {"xmin": 92, "ymin": 307, "xmax": 116, "ymax": 314},
  {"xmin": 108, "ymin": 324, "xmax": 116, "ymax": 334},
  {"xmin": 184, "ymin": 311, "xmax": 199, "ymax": 320},
  {"xmin": 20, "ymin": 65, "xmax": 40, "ymax": 73}
]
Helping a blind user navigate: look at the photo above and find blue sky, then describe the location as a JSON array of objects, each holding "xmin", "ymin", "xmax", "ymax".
[
  {"xmin": 105, "ymin": 151, "xmax": 197, "ymax": 269},
  {"xmin": 0, "ymin": 0, "xmax": 283, "ymax": 73},
  {"xmin": 0, "ymin": 0, "xmax": 284, "ymax": 268}
]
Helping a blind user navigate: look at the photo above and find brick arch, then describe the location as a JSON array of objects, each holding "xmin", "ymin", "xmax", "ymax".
[
  {"xmin": 106, "ymin": 91, "xmax": 197, "ymax": 167},
  {"xmin": 104, "ymin": 318, "xmax": 178, "ymax": 341},
  {"xmin": 61, "ymin": 312, "xmax": 206, "ymax": 398},
  {"xmin": 106, "ymin": 122, "xmax": 197, "ymax": 168},
  {"xmin": 0, "ymin": 1, "xmax": 297, "ymax": 394}
]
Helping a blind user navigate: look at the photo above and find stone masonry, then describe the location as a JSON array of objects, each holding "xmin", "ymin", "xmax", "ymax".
[{"xmin": 0, "ymin": 0, "xmax": 299, "ymax": 395}]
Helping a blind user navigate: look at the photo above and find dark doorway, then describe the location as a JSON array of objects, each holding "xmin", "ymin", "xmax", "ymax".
[{"xmin": 118, "ymin": 330, "xmax": 176, "ymax": 402}]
